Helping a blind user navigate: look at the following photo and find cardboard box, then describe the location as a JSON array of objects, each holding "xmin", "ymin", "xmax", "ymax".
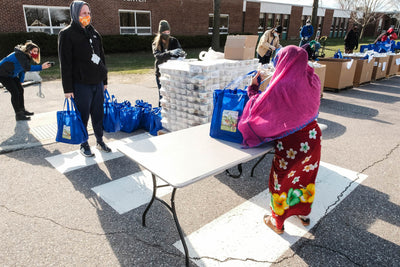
[
  {"xmin": 349, "ymin": 57, "xmax": 374, "ymax": 86},
  {"xmin": 386, "ymin": 54, "xmax": 400, "ymax": 77},
  {"xmin": 224, "ymin": 35, "xmax": 258, "ymax": 60},
  {"xmin": 313, "ymin": 64, "xmax": 326, "ymax": 97},
  {"xmin": 317, "ymin": 58, "xmax": 357, "ymax": 90},
  {"xmin": 371, "ymin": 55, "xmax": 389, "ymax": 80}
]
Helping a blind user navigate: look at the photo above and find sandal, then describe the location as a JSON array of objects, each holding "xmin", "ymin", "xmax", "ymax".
[
  {"xmin": 263, "ymin": 215, "xmax": 284, "ymax": 234},
  {"xmin": 297, "ymin": 215, "xmax": 310, "ymax": 226}
]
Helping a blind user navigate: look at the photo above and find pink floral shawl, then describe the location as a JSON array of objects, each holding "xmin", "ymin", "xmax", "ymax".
[{"xmin": 238, "ymin": 45, "xmax": 321, "ymax": 147}]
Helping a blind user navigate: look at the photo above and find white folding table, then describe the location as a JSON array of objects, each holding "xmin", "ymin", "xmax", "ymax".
[{"xmin": 116, "ymin": 123, "xmax": 273, "ymax": 266}]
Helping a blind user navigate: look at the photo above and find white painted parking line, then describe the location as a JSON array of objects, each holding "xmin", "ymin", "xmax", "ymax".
[
  {"xmin": 91, "ymin": 170, "xmax": 173, "ymax": 214},
  {"xmin": 45, "ymin": 133, "xmax": 152, "ymax": 173},
  {"xmin": 173, "ymin": 162, "xmax": 368, "ymax": 266}
]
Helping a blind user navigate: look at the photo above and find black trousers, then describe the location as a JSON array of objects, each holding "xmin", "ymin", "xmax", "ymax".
[
  {"xmin": 0, "ymin": 76, "xmax": 25, "ymax": 114},
  {"xmin": 258, "ymin": 53, "xmax": 271, "ymax": 65},
  {"xmin": 73, "ymin": 82, "xmax": 104, "ymax": 144}
]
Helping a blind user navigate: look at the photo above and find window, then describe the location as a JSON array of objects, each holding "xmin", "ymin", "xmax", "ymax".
[
  {"xmin": 258, "ymin": 13, "xmax": 266, "ymax": 33},
  {"xmin": 266, "ymin": 13, "xmax": 274, "ymax": 29},
  {"xmin": 317, "ymin": 16, "xmax": 324, "ymax": 33},
  {"xmin": 24, "ymin": 5, "xmax": 70, "ymax": 34},
  {"xmin": 209, "ymin": 14, "xmax": 229, "ymax": 34},
  {"xmin": 119, "ymin": 10, "xmax": 151, "ymax": 35}
]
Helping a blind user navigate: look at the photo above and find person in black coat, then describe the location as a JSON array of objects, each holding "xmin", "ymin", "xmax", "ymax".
[
  {"xmin": 344, "ymin": 25, "xmax": 359, "ymax": 54},
  {"xmin": 152, "ymin": 20, "xmax": 185, "ymax": 105},
  {"xmin": 58, "ymin": 0, "xmax": 111, "ymax": 157}
]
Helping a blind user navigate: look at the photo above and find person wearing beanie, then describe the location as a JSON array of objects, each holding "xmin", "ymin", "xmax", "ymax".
[
  {"xmin": 299, "ymin": 18, "xmax": 314, "ymax": 46},
  {"xmin": 256, "ymin": 25, "xmax": 282, "ymax": 64},
  {"xmin": 58, "ymin": 0, "xmax": 111, "ymax": 157},
  {"xmin": 152, "ymin": 20, "xmax": 186, "ymax": 106},
  {"xmin": 0, "ymin": 41, "xmax": 52, "ymax": 121}
]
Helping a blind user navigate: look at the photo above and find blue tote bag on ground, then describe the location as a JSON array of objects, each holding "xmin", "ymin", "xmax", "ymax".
[
  {"xmin": 103, "ymin": 89, "xmax": 121, "ymax": 132},
  {"xmin": 210, "ymin": 71, "xmax": 255, "ymax": 143},
  {"xmin": 149, "ymin": 107, "xmax": 163, "ymax": 136},
  {"xmin": 135, "ymin": 100, "xmax": 152, "ymax": 131},
  {"xmin": 120, "ymin": 105, "xmax": 141, "ymax": 133},
  {"xmin": 56, "ymin": 97, "xmax": 88, "ymax": 144}
]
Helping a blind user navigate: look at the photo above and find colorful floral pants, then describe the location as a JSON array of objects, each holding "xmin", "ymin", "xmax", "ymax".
[{"xmin": 269, "ymin": 120, "xmax": 322, "ymax": 229}]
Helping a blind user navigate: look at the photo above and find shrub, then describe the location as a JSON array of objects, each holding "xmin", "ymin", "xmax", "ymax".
[
  {"xmin": 0, "ymin": 32, "xmax": 58, "ymax": 58},
  {"xmin": 0, "ymin": 32, "xmax": 231, "ymax": 58}
]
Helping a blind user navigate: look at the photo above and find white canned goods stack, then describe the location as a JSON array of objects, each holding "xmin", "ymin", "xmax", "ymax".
[{"xmin": 159, "ymin": 58, "xmax": 260, "ymax": 132}]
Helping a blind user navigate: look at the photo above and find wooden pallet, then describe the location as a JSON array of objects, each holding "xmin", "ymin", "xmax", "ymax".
[
  {"xmin": 323, "ymin": 85, "xmax": 353, "ymax": 92},
  {"xmin": 354, "ymin": 81, "xmax": 371, "ymax": 87}
]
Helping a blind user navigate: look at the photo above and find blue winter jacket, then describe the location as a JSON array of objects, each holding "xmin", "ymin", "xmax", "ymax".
[
  {"xmin": 0, "ymin": 48, "xmax": 42, "ymax": 83},
  {"xmin": 300, "ymin": 25, "xmax": 314, "ymax": 39}
]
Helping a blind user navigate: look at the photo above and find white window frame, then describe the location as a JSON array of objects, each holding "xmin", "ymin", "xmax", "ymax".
[
  {"xmin": 208, "ymin": 14, "xmax": 229, "ymax": 35},
  {"xmin": 23, "ymin": 5, "xmax": 69, "ymax": 34},
  {"xmin": 119, "ymin": 10, "xmax": 151, "ymax": 35}
]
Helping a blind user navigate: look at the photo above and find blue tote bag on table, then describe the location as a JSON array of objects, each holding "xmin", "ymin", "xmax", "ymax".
[
  {"xmin": 103, "ymin": 89, "xmax": 121, "ymax": 132},
  {"xmin": 210, "ymin": 71, "xmax": 256, "ymax": 143},
  {"xmin": 56, "ymin": 97, "xmax": 88, "ymax": 144}
]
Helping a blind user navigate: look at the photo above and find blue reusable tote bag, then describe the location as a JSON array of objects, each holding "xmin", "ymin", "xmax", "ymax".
[
  {"xmin": 149, "ymin": 107, "xmax": 163, "ymax": 136},
  {"xmin": 120, "ymin": 105, "xmax": 141, "ymax": 133},
  {"xmin": 135, "ymin": 100, "xmax": 152, "ymax": 131},
  {"xmin": 56, "ymin": 97, "xmax": 88, "ymax": 144},
  {"xmin": 209, "ymin": 71, "xmax": 256, "ymax": 143},
  {"xmin": 103, "ymin": 89, "xmax": 121, "ymax": 132}
]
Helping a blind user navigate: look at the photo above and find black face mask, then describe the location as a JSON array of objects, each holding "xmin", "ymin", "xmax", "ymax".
[{"xmin": 161, "ymin": 33, "xmax": 170, "ymax": 40}]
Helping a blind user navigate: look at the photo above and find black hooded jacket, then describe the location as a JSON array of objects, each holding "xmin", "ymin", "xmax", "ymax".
[{"xmin": 58, "ymin": 21, "xmax": 107, "ymax": 94}]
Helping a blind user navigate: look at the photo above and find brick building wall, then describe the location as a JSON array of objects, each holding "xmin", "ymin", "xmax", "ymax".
[
  {"xmin": 243, "ymin": 2, "xmax": 260, "ymax": 34},
  {"xmin": 287, "ymin": 6, "xmax": 303, "ymax": 40},
  {"xmin": 321, "ymin": 9, "xmax": 334, "ymax": 38},
  {"xmin": 0, "ymin": 0, "xmax": 394, "ymax": 38}
]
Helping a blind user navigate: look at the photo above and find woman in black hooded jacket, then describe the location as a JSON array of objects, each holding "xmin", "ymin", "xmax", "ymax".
[{"xmin": 58, "ymin": 0, "xmax": 110, "ymax": 157}]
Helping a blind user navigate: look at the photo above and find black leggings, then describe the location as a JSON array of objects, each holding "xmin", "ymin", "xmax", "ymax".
[
  {"xmin": 0, "ymin": 76, "xmax": 25, "ymax": 114},
  {"xmin": 73, "ymin": 82, "xmax": 104, "ymax": 144}
]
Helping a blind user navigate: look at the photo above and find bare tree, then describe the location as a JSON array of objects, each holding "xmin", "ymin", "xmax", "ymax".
[
  {"xmin": 338, "ymin": 0, "xmax": 392, "ymax": 39},
  {"xmin": 211, "ymin": 0, "xmax": 221, "ymax": 51}
]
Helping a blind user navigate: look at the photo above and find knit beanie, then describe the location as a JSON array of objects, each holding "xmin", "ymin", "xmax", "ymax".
[
  {"xmin": 159, "ymin": 20, "xmax": 170, "ymax": 33},
  {"xmin": 275, "ymin": 25, "xmax": 283, "ymax": 34},
  {"xmin": 70, "ymin": 1, "xmax": 89, "ymax": 25}
]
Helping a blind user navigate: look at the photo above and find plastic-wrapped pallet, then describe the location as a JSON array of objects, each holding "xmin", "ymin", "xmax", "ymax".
[{"xmin": 158, "ymin": 58, "xmax": 260, "ymax": 132}]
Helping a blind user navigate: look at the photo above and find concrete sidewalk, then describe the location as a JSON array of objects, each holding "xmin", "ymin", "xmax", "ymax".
[{"xmin": 0, "ymin": 73, "xmax": 158, "ymax": 153}]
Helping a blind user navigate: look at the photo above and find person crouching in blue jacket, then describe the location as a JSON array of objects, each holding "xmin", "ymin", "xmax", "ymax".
[
  {"xmin": 0, "ymin": 41, "xmax": 52, "ymax": 121},
  {"xmin": 299, "ymin": 19, "xmax": 314, "ymax": 47}
]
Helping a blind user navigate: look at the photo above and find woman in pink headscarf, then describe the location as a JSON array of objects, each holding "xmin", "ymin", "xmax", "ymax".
[{"xmin": 238, "ymin": 45, "xmax": 322, "ymax": 234}]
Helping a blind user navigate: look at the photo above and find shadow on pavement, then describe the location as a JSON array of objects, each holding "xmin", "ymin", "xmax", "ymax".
[
  {"xmin": 320, "ymin": 98, "xmax": 391, "ymax": 125},
  {"xmin": 288, "ymin": 183, "xmax": 400, "ymax": 266},
  {"xmin": 63, "ymin": 155, "xmax": 191, "ymax": 266},
  {"xmin": 316, "ymin": 118, "xmax": 346, "ymax": 140}
]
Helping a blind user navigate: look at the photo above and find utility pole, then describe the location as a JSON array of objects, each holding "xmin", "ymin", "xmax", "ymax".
[
  {"xmin": 211, "ymin": 0, "xmax": 221, "ymax": 51},
  {"xmin": 311, "ymin": 0, "xmax": 319, "ymax": 39}
]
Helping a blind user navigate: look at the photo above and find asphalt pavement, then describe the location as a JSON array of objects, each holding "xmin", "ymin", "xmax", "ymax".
[{"xmin": 0, "ymin": 73, "xmax": 399, "ymax": 266}]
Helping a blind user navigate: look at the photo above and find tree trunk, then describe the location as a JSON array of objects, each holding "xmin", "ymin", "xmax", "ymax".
[
  {"xmin": 311, "ymin": 0, "xmax": 319, "ymax": 40},
  {"xmin": 211, "ymin": 0, "xmax": 221, "ymax": 51}
]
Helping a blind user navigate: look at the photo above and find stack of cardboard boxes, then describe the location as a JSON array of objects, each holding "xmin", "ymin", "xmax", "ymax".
[{"xmin": 316, "ymin": 58, "xmax": 356, "ymax": 91}]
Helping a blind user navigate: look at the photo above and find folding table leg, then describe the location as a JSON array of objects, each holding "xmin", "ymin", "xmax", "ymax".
[
  {"xmin": 141, "ymin": 174, "xmax": 190, "ymax": 266},
  {"xmin": 170, "ymin": 188, "xmax": 190, "ymax": 267},
  {"xmin": 142, "ymin": 173, "xmax": 157, "ymax": 227}
]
